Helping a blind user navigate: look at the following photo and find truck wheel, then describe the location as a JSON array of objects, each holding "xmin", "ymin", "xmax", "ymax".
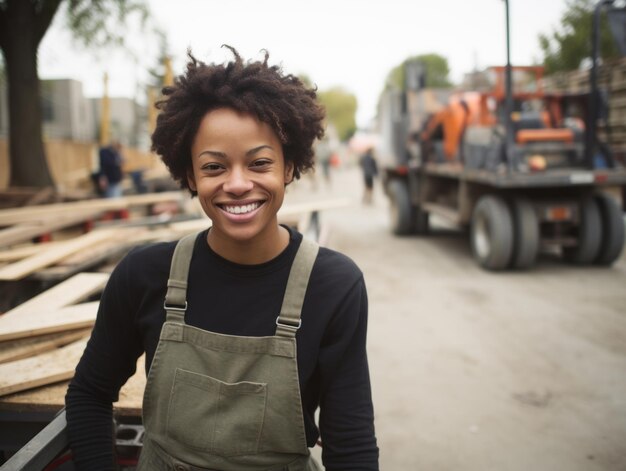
[
  {"xmin": 594, "ymin": 193, "xmax": 625, "ymax": 265},
  {"xmin": 562, "ymin": 197, "xmax": 602, "ymax": 264},
  {"xmin": 388, "ymin": 180, "xmax": 412, "ymax": 235},
  {"xmin": 510, "ymin": 197, "xmax": 539, "ymax": 269},
  {"xmin": 413, "ymin": 207, "xmax": 429, "ymax": 235},
  {"xmin": 470, "ymin": 195, "xmax": 514, "ymax": 270}
]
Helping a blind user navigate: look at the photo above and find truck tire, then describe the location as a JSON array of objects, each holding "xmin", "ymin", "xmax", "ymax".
[
  {"xmin": 470, "ymin": 195, "xmax": 514, "ymax": 270},
  {"xmin": 388, "ymin": 180, "xmax": 412, "ymax": 235},
  {"xmin": 562, "ymin": 197, "xmax": 602, "ymax": 264},
  {"xmin": 510, "ymin": 197, "xmax": 539, "ymax": 269},
  {"xmin": 594, "ymin": 193, "xmax": 625, "ymax": 265}
]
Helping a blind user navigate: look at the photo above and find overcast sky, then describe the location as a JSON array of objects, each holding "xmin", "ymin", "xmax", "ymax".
[{"xmin": 38, "ymin": 0, "xmax": 569, "ymax": 127}]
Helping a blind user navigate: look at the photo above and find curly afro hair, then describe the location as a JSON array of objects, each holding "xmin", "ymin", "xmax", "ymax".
[{"xmin": 151, "ymin": 46, "xmax": 326, "ymax": 195}]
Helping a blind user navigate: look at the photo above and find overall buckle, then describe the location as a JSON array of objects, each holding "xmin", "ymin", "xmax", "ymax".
[{"xmin": 275, "ymin": 316, "xmax": 302, "ymax": 332}]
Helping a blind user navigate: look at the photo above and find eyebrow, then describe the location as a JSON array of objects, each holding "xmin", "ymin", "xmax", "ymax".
[{"xmin": 196, "ymin": 145, "xmax": 274, "ymax": 159}]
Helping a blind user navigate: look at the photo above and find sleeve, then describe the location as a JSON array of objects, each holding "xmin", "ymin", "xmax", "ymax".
[
  {"xmin": 318, "ymin": 277, "xmax": 379, "ymax": 470},
  {"xmin": 65, "ymin": 253, "xmax": 144, "ymax": 470}
]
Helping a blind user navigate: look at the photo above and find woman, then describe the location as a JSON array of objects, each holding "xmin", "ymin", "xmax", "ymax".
[{"xmin": 66, "ymin": 47, "xmax": 379, "ymax": 470}]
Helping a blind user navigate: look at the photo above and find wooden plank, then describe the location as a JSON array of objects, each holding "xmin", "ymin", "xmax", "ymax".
[
  {"xmin": 2, "ymin": 272, "xmax": 107, "ymax": 318},
  {"xmin": 0, "ymin": 191, "xmax": 184, "ymax": 226},
  {"xmin": 31, "ymin": 238, "xmax": 138, "ymax": 282},
  {"xmin": 0, "ymin": 339, "xmax": 87, "ymax": 396},
  {"xmin": 0, "ymin": 210, "xmax": 104, "ymax": 248},
  {"xmin": 0, "ymin": 302, "xmax": 99, "ymax": 341},
  {"xmin": 0, "ymin": 328, "xmax": 91, "ymax": 364},
  {"xmin": 0, "ymin": 242, "xmax": 64, "ymax": 262},
  {"xmin": 0, "ymin": 355, "xmax": 145, "ymax": 416},
  {"xmin": 0, "ymin": 229, "xmax": 119, "ymax": 280}
]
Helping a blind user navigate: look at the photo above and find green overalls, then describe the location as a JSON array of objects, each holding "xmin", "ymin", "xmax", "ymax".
[{"xmin": 137, "ymin": 232, "xmax": 323, "ymax": 471}]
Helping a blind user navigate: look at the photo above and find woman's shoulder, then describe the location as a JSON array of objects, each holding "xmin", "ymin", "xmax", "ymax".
[
  {"xmin": 113, "ymin": 239, "xmax": 178, "ymax": 284},
  {"xmin": 311, "ymin": 245, "xmax": 363, "ymax": 290}
]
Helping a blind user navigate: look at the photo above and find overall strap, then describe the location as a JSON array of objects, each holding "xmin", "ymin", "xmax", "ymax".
[
  {"xmin": 275, "ymin": 238, "xmax": 319, "ymax": 338},
  {"xmin": 164, "ymin": 232, "xmax": 197, "ymax": 323}
]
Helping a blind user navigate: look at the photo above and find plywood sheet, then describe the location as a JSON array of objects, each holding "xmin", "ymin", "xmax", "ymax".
[
  {"xmin": 0, "ymin": 355, "xmax": 145, "ymax": 417},
  {"xmin": 0, "ymin": 229, "xmax": 119, "ymax": 280},
  {"xmin": 0, "ymin": 191, "xmax": 184, "ymax": 226},
  {"xmin": 0, "ymin": 210, "xmax": 103, "ymax": 248},
  {"xmin": 0, "ymin": 302, "xmax": 99, "ymax": 341},
  {"xmin": 2, "ymin": 272, "xmax": 107, "ymax": 318},
  {"xmin": 0, "ymin": 339, "xmax": 87, "ymax": 396},
  {"xmin": 0, "ymin": 242, "xmax": 64, "ymax": 262},
  {"xmin": 0, "ymin": 328, "xmax": 91, "ymax": 364}
]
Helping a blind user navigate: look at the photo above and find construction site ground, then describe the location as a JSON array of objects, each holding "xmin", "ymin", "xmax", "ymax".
[{"xmin": 287, "ymin": 164, "xmax": 626, "ymax": 471}]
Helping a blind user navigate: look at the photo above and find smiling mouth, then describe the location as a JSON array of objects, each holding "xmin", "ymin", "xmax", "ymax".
[{"xmin": 219, "ymin": 201, "xmax": 264, "ymax": 215}]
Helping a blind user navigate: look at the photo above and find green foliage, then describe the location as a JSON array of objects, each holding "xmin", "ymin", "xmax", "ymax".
[
  {"xmin": 386, "ymin": 53, "xmax": 452, "ymax": 90},
  {"xmin": 317, "ymin": 87, "xmax": 357, "ymax": 141},
  {"xmin": 65, "ymin": 0, "xmax": 149, "ymax": 48},
  {"xmin": 146, "ymin": 28, "xmax": 171, "ymax": 89},
  {"xmin": 539, "ymin": 0, "xmax": 620, "ymax": 73}
]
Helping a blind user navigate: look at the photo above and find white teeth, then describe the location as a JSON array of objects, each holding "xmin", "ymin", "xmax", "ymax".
[{"xmin": 223, "ymin": 202, "xmax": 260, "ymax": 215}]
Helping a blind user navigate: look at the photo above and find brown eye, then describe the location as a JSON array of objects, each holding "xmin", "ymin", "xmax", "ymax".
[
  {"xmin": 202, "ymin": 163, "xmax": 224, "ymax": 172},
  {"xmin": 251, "ymin": 159, "xmax": 271, "ymax": 168}
]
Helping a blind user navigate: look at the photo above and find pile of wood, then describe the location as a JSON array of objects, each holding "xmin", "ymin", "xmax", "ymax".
[
  {"xmin": 543, "ymin": 58, "xmax": 626, "ymax": 158},
  {"xmin": 0, "ymin": 273, "xmax": 104, "ymax": 396}
]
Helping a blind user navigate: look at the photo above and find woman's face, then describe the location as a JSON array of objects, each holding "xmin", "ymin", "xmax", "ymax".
[{"xmin": 188, "ymin": 108, "xmax": 293, "ymax": 250}]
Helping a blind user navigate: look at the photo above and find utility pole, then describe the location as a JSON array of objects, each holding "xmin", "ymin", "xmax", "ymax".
[{"xmin": 503, "ymin": 0, "xmax": 515, "ymax": 171}]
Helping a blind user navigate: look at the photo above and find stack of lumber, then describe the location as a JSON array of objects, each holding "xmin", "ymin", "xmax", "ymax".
[
  {"xmin": 543, "ymin": 58, "xmax": 626, "ymax": 158},
  {"xmin": 0, "ymin": 273, "xmax": 106, "ymax": 397},
  {"xmin": 0, "ymin": 191, "xmax": 188, "ymax": 282}
]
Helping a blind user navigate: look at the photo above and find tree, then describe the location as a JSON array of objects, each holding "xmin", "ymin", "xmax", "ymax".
[
  {"xmin": 539, "ymin": 0, "xmax": 621, "ymax": 74},
  {"xmin": 0, "ymin": 0, "xmax": 147, "ymax": 188},
  {"xmin": 317, "ymin": 87, "xmax": 357, "ymax": 142},
  {"xmin": 385, "ymin": 53, "xmax": 452, "ymax": 91}
]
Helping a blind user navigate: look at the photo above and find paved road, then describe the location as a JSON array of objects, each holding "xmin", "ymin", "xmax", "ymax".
[{"xmin": 288, "ymin": 166, "xmax": 626, "ymax": 471}]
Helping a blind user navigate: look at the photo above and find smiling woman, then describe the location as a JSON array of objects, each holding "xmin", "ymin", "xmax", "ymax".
[
  {"xmin": 188, "ymin": 108, "xmax": 294, "ymax": 263},
  {"xmin": 65, "ymin": 47, "xmax": 380, "ymax": 471}
]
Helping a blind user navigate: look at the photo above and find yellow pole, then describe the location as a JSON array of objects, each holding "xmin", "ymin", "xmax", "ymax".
[
  {"xmin": 99, "ymin": 72, "xmax": 110, "ymax": 146},
  {"xmin": 164, "ymin": 56, "xmax": 174, "ymax": 87}
]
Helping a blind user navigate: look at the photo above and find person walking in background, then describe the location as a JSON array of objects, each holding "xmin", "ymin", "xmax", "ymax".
[
  {"xmin": 315, "ymin": 134, "xmax": 334, "ymax": 188},
  {"xmin": 359, "ymin": 147, "xmax": 378, "ymax": 204},
  {"xmin": 98, "ymin": 141, "xmax": 124, "ymax": 198}
]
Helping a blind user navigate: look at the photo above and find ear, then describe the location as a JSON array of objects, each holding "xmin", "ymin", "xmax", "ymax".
[
  {"xmin": 187, "ymin": 167, "xmax": 197, "ymax": 192},
  {"xmin": 284, "ymin": 161, "xmax": 295, "ymax": 185}
]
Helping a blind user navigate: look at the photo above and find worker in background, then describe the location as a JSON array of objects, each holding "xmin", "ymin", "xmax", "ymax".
[
  {"xmin": 65, "ymin": 46, "xmax": 379, "ymax": 471},
  {"xmin": 98, "ymin": 141, "xmax": 124, "ymax": 198},
  {"xmin": 359, "ymin": 146, "xmax": 378, "ymax": 204},
  {"xmin": 315, "ymin": 133, "xmax": 334, "ymax": 188}
]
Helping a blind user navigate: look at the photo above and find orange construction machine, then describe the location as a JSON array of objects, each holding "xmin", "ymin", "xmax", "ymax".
[
  {"xmin": 419, "ymin": 65, "xmax": 587, "ymax": 172},
  {"xmin": 379, "ymin": 0, "xmax": 626, "ymax": 271}
]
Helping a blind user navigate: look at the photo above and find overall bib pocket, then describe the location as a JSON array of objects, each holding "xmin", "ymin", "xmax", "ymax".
[{"xmin": 166, "ymin": 368, "xmax": 267, "ymax": 456}]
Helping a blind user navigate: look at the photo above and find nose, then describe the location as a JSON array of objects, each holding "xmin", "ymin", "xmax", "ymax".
[{"xmin": 223, "ymin": 167, "xmax": 253, "ymax": 195}]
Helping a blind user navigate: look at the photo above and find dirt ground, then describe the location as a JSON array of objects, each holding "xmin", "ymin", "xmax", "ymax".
[{"xmin": 287, "ymin": 165, "xmax": 626, "ymax": 471}]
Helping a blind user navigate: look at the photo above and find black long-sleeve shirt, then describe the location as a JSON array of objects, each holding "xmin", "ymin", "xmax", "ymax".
[{"xmin": 65, "ymin": 227, "xmax": 378, "ymax": 470}]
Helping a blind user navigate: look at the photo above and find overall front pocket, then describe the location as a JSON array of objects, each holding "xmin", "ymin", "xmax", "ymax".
[{"xmin": 166, "ymin": 368, "xmax": 267, "ymax": 456}]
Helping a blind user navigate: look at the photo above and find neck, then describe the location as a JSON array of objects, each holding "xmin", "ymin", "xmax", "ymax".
[{"xmin": 207, "ymin": 224, "xmax": 290, "ymax": 265}]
